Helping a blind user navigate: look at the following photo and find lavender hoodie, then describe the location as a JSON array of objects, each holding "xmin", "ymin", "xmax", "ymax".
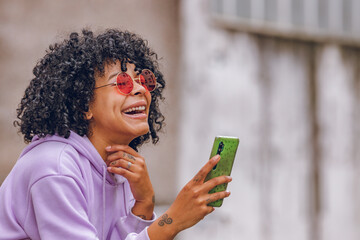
[{"xmin": 0, "ymin": 131, "xmax": 155, "ymax": 240}]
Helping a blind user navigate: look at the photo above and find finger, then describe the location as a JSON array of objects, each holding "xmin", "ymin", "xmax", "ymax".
[
  {"xmin": 108, "ymin": 159, "xmax": 140, "ymax": 172},
  {"xmin": 191, "ymin": 155, "xmax": 221, "ymax": 184},
  {"xmin": 105, "ymin": 145, "xmax": 142, "ymax": 158},
  {"xmin": 201, "ymin": 206, "xmax": 216, "ymax": 217},
  {"xmin": 205, "ymin": 191, "xmax": 231, "ymax": 204},
  {"xmin": 107, "ymin": 166, "xmax": 137, "ymax": 181},
  {"xmin": 105, "ymin": 151, "xmax": 124, "ymax": 166},
  {"xmin": 107, "ymin": 151, "xmax": 137, "ymax": 164},
  {"xmin": 203, "ymin": 175, "xmax": 232, "ymax": 191},
  {"xmin": 208, "ymin": 207, "xmax": 215, "ymax": 214}
]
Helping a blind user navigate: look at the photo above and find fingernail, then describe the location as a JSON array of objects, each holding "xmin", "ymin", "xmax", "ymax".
[
  {"xmin": 212, "ymin": 155, "xmax": 220, "ymax": 162},
  {"xmin": 105, "ymin": 146, "xmax": 111, "ymax": 150},
  {"xmin": 227, "ymin": 176, "xmax": 232, "ymax": 181},
  {"xmin": 107, "ymin": 167, "xmax": 113, "ymax": 172},
  {"xmin": 226, "ymin": 191, "xmax": 231, "ymax": 196}
]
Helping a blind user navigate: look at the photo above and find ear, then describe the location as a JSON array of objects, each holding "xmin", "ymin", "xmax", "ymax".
[{"xmin": 85, "ymin": 110, "xmax": 93, "ymax": 120}]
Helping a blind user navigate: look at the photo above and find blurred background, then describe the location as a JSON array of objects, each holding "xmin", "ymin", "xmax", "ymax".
[{"xmin": 1, "ymin": 0, "xmax": 359, "ymax": 239}]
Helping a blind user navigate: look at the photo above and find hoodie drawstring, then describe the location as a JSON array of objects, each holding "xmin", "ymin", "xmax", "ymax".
[{"xmin": 102, "ymin": 166, "xmax": 106, "ymax": 240}]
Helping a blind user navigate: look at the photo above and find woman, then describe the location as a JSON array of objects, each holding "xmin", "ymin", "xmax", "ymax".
[{"xmin": 0, "ymin": 29, "xmax": 232, "ymax": 240}]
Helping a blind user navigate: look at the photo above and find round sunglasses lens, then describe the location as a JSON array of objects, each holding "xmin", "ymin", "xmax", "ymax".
[
  {"xmin": 116, "ymin": 73, "xmax": 133, "ymax": 94},
  {"xmin": 141, "ymin": 69, "xmax": 156, "ymax": 92}
]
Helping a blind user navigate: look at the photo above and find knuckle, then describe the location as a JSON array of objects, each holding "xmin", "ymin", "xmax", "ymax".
[
  {"xmin": 217, "ymin": 192, "xmax": 227, "ymax": 200},
  {"xmin": 196, "ymin": 198, "xmax": 203, "ymax": 206},
  {"xmin": 201, "ymin": 205, "xmax": 209, "ymax": 214},
  {"xmin": 209, "ymin": 158, "xmax": 218, "ymax": 166},
  {"xmin": 110, "ymin": 160, "xmax": 118, "ymax": 166},
  {"xmin": 182, "ymin": 184, "xmax": 191, "ymax": 192},
  {"xmin": 138, "ymin": 168, "xmax": 145, "ymax": 175},
  {"xmin": 138, "ymin": 160, "xmax": 145, "ymax": 167},
  {"xmin": 133, "ymin": 176, "xmax": 140, "ymax": 183},
  {"xmin": 107, "ymin": 154, "xmax": 116, "ymax": 162},
  {"xmin": 113, "ymin": 151, "xmax": 123, "ymax": 159},
  {"xmin": 192, "ymin": 174, "xmax": 201, "ymax": 183},
  {"xmin": 196, "ymin": 171, "xmax": 205, "ymax": 180},
  {"xmin": 191, "ymin": 189, "xmax": 200, "ymax": 198},
  {"xmin": 117, "ymin": 159, "xmax": 125, "ymax": 167},
  {"xmin": 215, "ymin": 192, "xmax": 222, "ymax": 200},
  {"xmin": 208, "ymin": 207, "xmax": 215, "ymax": 214},
  {"xmin": 212, "ymin": 178, "xmax": 221, "ymax": 186}
]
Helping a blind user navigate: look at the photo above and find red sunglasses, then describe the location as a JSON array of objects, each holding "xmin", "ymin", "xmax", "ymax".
[{"xmin": 94, "ymin": 69, "xmax": 156, "ymax": 95}]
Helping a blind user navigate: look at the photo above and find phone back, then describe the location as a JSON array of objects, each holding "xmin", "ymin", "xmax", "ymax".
[{"xmin": 205, "ymin": 136, "xmax": 239, "ymax": 207}]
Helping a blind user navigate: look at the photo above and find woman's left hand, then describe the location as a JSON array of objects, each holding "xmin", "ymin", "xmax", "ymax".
[{"xmin": 106, "ymin": 145, "xmax": 154, "ymax": 219}]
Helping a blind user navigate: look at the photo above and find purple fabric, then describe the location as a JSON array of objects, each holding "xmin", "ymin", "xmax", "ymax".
[{"xmin": 0, "ymin": 131, "xmax": 155, "ymax": 240}]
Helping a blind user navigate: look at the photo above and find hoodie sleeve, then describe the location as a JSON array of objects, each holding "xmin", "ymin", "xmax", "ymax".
[
  {"xmin": 27, "ymin": 175, "xmax": 155, "ymax": 240},
  {"xmin": 109, "ymin": 211, "xmax": 156, "ymax": 240},
  {"xmin": 104, "ymin": 176, "xmax": 156, "ymax": 240},
  {"xmin": 25, "ymin": 175, "xmax": 99, "ymax": 240}
]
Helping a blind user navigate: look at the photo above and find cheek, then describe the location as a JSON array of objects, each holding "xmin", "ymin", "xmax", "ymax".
[
  {"xmin": 91, "ymin": 92, "xmax": 126, "ymax": 116},
  {"xmin": 146, "ymin": 92, "xmax": 152, "ymax": 104},
  {"xmin": 90, "ymin": 96, "xmax": 105, "ymax": 114},
  {"xmin": 146, "ymin": 93, "xmax": 152, "ymax": 111}
]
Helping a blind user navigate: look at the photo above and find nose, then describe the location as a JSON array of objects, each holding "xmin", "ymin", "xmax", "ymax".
[{"xmin": 131, "ymin": 79, "xmax": 147, "ymax": 96}]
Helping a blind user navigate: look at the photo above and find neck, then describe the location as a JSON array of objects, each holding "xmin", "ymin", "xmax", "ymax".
[{"xmin": 88, "ymin": 131, "xmax": 132, "ymax": 161}]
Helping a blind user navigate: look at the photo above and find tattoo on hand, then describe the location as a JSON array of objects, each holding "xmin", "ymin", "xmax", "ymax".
[
  {"xmin": 158, "ymin": 214, "xmax": 173, "ymax": 226},
  {"xmin": 193, "ymin": 174, "xmax": 202, "ymax": 183},
  {"xmin": 123, "ymin": 152, "xmax": 136, "ymax": 161}
]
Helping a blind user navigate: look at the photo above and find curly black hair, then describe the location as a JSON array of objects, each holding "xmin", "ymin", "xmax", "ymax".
[{"xmin": 14, "ymin": 29, "xmax": 165, "ymax": 150}]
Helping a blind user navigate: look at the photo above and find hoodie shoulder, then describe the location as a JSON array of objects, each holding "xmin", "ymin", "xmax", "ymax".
[
  {"xmin": 16, "ymin": 141, "xmax": 85, "ymax": 184},
  {"xmin": 8, "ymin": 132, "xmax": 105, "ymax": 192}
]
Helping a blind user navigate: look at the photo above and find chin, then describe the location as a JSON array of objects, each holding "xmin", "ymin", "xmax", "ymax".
[
  {"xmin": 139, "ymin": 128, "xmax": 150, "ymax": 137},
  {"xmin": 131, "ymin": 125, "xmax": 150, "ymax": 139}
]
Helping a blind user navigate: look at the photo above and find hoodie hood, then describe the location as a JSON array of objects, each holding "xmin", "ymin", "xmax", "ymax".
[{"xmin": 21, "ymin": 131, "xmax": 126, "ymax": 185}]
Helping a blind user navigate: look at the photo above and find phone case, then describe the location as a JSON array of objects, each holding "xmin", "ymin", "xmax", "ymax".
[{"xmin": 204, "ymin": 136, "xmax": 239, "ymax": 207}]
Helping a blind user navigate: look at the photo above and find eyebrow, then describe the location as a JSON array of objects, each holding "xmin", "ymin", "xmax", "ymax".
[{"xmin": 108, "ymin": 72, "xmax": 120, "ymax": 82}]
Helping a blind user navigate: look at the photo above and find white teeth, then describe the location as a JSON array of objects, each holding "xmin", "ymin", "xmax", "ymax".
[{"xmin": 124, "ymin": 106, "xmax": 146, "ymax": 113}]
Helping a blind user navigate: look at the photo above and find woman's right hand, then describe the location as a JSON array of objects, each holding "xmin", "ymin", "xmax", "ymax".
[{"xmin": 147, "ymin": 155, "xmax": 232, "ymax": 239}]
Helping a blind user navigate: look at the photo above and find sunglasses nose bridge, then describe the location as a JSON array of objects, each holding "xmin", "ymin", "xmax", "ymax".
[{"xmin": 131, "ymin": 77, "xmax": 147, "ymax": 94}]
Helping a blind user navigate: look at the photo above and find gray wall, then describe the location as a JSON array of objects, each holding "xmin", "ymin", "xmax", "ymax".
[
  {"xmin": 1, "ymin": 1, "xmax": 360, "ymax": 240},
  {"xmin": 176, "ymin": 0, "xmax": 360, "ymax": 239},
  {"xmin": 0, "ymin": 0, "xmax": 180, "ymax": 204}
]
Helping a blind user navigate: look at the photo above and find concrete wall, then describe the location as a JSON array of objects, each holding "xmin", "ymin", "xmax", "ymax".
[
  {"xmin": 2, "ymin": 1, "xmax": 360, "ymax": 240},
  {"xmin": 0, "ymin": 0, "xmax": 180, "ymax": 204},
  {"xmin": 176, "ymin": 0, "xmax": 360, "ymax": 239}
]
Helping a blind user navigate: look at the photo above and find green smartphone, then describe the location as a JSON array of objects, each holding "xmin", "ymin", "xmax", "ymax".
[{"xmin": 204, "ymin": 136, "xmax": 239, "ymax": 207}]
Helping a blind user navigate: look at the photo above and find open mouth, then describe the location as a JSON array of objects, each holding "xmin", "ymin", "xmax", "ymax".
[{"xmin": 123, "ymin": 105, "xmax": 146, "ymax": 115}]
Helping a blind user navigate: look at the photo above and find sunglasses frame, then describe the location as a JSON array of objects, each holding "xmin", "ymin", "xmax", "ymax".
[{"xmin": 94, "ymin": 69, "xmax": 156, "ymax": 95}]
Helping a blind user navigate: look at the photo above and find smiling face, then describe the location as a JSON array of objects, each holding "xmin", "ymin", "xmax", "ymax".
[{"xmin": 87, "ymin": 61, "xmax": 152, "ymax": 146}]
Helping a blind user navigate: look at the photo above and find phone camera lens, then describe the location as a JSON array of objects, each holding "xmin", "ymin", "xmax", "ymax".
[
  {"xmin": 214, "ymin": 142, "xmax": 225, "ymax": 170},
  {"xmin": 217, "ymin": 142, "xmax": 224, "ymax": 155}
]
